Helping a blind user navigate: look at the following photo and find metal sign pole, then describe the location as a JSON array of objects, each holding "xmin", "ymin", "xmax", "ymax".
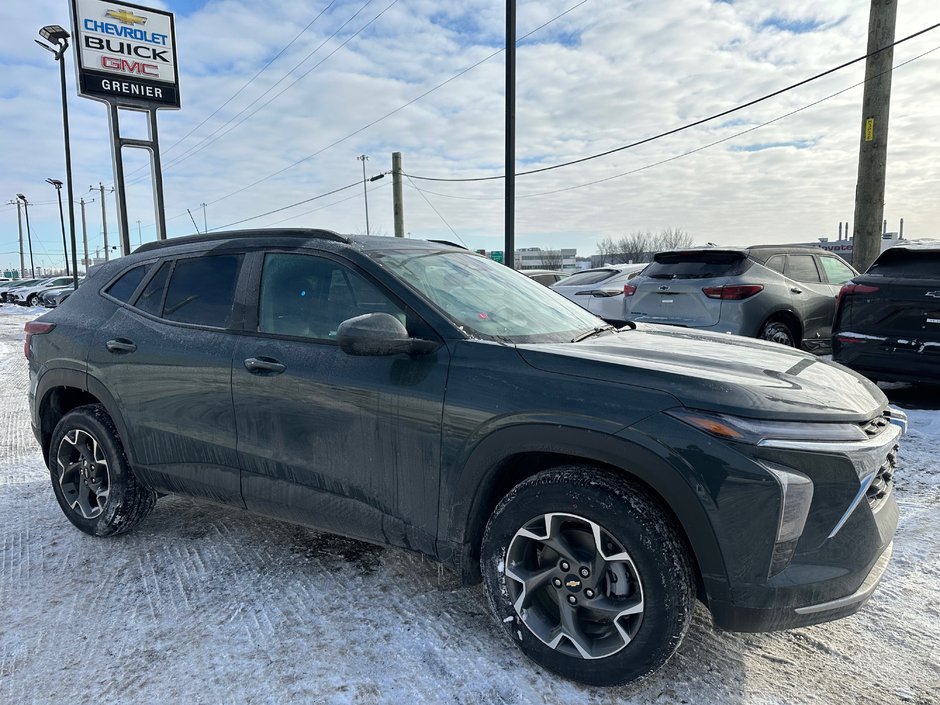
[
  {"xmin": 149, "ymin": 107, "xmax": 167, "ymax": 240},
  {"xmin": 107, "ymin": 103, "xmax": 132, "ymax": 256}
]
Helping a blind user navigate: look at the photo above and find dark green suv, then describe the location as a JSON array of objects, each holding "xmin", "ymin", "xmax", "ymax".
[{"xmin": 27, "ymin": 230, "xmax": 904, "ymax": 686}]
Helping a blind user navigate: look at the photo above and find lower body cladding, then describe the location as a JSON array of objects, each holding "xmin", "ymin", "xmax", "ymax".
[
  {"xmin": 625, "ymin": 412, "xmax": 902, "ymax": 632},
  {"xmin": 834, "ymin": 333, "xmax": 940, "ymax": 383}
]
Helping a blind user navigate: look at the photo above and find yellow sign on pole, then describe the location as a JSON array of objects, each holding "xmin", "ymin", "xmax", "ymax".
[{"xmin": 865, "ymin": 118, "xmax": 875, "ymax": 142}]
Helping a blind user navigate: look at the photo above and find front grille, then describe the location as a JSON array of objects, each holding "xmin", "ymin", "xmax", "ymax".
[{"xmin": 867, "ymin": 444, "xmax": 898, "ymax": 508}]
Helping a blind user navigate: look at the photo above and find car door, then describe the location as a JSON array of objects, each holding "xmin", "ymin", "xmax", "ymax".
[
  {"xmin": 784, "ymin": 254, "xmax": 833, "ymax": 343},
  {"xmin": 232, "ymin": 251, "xmax": 449, "ymax": 549},
  {"xmin": 85, "ymin": 253, "xmax": 246, "ymax": 505}
]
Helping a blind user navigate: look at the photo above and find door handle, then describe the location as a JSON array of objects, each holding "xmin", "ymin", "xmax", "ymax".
[
  {"xmin": 790, "ymin": 287, "xmax": 803, "ymax": 294},
  {"xmin": 244, "ymin": 357, "xmax": 286, "ymax": 374},
  {"xmin": 106, "ymin": 338, "xmax": 137, "ymax": 353}
]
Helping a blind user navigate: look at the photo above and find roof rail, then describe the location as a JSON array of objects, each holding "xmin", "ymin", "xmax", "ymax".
[{"xmin": 134, "ymin": 228, "xmax": 349, "ymax": 254}]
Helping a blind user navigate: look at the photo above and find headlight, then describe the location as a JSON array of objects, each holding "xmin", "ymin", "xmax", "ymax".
[{"xmin": 666, "ymin": 408, "xmax": 868, "ymax": 444}]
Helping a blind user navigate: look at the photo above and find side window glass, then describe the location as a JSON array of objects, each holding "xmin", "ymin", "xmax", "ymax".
[
  {"xmin": 786, "ymin": 255, "xmax": 821, "ymax": 283},
  {"xmin": 819, "ymin": 256, "xmax": 855, "ymax": 285},
  {"xmin": 259, "ymin": 254, "xmax": 404, "ymax": 340},
  {"xmin": 134, "ymin": 261, "xmax": 171, "ymax": 316},
  {"xmin": 106, "ymin": 264, "xmax": 151, "ymax": 303},
  {"xmin": 765, "ymin": 255, "xmax": 785, "ymax": 274},
  {"xmin": 163, "ymin": 255, "xmax": 243, "ymax": 327}
]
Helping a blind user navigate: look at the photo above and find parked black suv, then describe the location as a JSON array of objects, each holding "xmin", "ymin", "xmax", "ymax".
[
  {"xmin": 833, "ymin": 243, "xmax": 940, "ymax": 383},
  {"xmin": 28, "ymin": 230, "xmax": 905, "ymax": 686}
]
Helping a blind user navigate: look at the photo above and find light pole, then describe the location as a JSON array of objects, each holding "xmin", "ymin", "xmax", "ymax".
[
  {"xmin": 46, "ymin": 178, "xmax": 70, "ymax": 276},
  {"xmin": 201, "ymin": 203, "xmax": 208, "ymax": 233},
  {"xmin": 92, "ymin": 183, "xmax": 113, "ymax": 261},
  {"xmin": 16, "ymin": 194, "xmax": 36, "ymax": 278},
  {"xmin": 137, "ymin": 220, "xmax": 142, "ymax": 246},
  {"xmin": 36, "ymin": 25, "xmax": 79, "ymax": 289},
  {"xmin": 7, "ymin": 199, "xmax": 26, "ymax": 277},
  {"xmin": 357, "ymin": 154, "xmax": 370, "ymax": 235},
  {"xmin": 79, "ymin": 197, "xmax": 93, "ymax": 272}
]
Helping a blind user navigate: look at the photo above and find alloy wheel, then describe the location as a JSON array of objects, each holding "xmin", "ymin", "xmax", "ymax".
[
  {"xmin": 56, "ymin": 429, "xmax": 111, "ymax": 519},
  {"xmin": 504, "ymin": 512, "xmax": 645, "ymax": 660}
]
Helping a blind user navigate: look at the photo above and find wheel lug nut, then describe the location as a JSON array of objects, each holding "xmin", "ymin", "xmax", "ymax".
[
  {"xmin": 567, "ymin": 595, "xmax": 577, "ymax": 605},
  {"xmin": 585, "ymin": 588, "xmax": 595, "ymax": 599},
  {"xmin": 560, "ymin": 560, "xmax": 569, "ymax": 571},
  {"xmin": 579, "ymin": 567, "xmax": 590, "ymax": 578},
  {"xmin": 552, "ymin": 577, "xmax": 562, "ymax": 588}
]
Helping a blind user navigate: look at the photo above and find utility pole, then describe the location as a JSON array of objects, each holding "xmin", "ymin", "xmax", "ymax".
[
  {"xmin": 9, "ymin": 200, "xmax": 25, "ymax": 277},
  {"xmin": 852, "ymin": 0, "xmax": 898, "ymax": 272},
  {"xmin": 201, "ymin": 202, "xmax": 208, "ymax": 233},
  {"xmin": 47, "ymin": 178, "xmax": 71, "ymax": 276},
  {"xmin": 79, "ymin": 197, "xmax": 91, "ymax": 272},
  {"xmin": 504, "ymin": 0, "xmax": 516, "ymax": 269},
  {"xmin": 97, "ymin": 183, "xmax": 111, "ymax": 261},
  {"xmin": 357, "ymin": 154, "xmax": 370, "ymax": 235},
  {"xmin": 392, "ymin": 152, "xmax": 404, "ymax": 238},
  {"xmin": 137, "ymin": 219, "xmax": 142, "ymax": 247},
  {"xmin": 17, "ymin": 195, "xmax": 36, "ymax": 278}
]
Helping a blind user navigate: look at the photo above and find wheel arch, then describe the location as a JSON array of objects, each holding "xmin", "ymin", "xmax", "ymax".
[
  {"xmin": 757, "ymin": 307, "xmax": 802, "ymax": 341},
  {"xmin": 445, "ymin": 425, "xmax": 729, "ymax": 604},
  {"xmin": 36, "ymin": 370, "xmax": 134, "ymax": 467}
]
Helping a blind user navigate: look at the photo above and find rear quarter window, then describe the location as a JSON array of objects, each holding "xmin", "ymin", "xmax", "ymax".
[
  {"xmin": 644, "ymin": 252, "xmax": 749, "ymax": 279},
  {"xmin": 105, "ymin": 264, "xmax": 151, "ymax": 303},
  {"xmin": 868, "ymin": 250, "xmax": 940, "ymax": 278}
]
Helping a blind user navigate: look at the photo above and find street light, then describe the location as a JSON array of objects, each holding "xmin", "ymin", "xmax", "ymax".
[
  {"xmin": 16, "ymin": 194, "xmax": 36, "ymax": 278},
  {"xmin": 36, "ymin": 24, "xmax": 79, "ymax": 290},
  {"xmin": 45, "ymin": 178, "xmax": 70, "ymax": 276}
]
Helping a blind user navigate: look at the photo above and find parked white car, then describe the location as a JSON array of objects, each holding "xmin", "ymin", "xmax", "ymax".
[
  {"xmin": 9, "ymin": 276, "xmax": 78, "ymax": 307},
  {"xmin": 551, "ymin": 263, "xmax": 647, "ymax": 323}
]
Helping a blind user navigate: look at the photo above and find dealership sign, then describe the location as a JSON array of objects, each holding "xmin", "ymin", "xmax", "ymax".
[{"xmin": 70, "ymin": 0, "xmax": 180, "ymax": 108}]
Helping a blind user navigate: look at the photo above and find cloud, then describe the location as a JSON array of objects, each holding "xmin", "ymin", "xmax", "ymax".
[{"xmin": 1, "ymin": 0, "xmax": 938, "ymax": 271}]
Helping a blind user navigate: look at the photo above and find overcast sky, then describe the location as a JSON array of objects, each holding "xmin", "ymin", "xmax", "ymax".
[{"xmin": 1, "ymin": 0, "xmax": 938, "ymax": 270}]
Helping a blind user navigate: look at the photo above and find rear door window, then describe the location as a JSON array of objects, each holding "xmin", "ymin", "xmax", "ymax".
[
  {"xmin": 818, "ymin": 256, "xmax": 856, "ymax": 285},
  {"xmin": 134, "ymin": 261, "xmax": 171, "ymax": 316},
  {"xmin": 162, "ymin": 255, "xmax": 243, "ymax": 327},
  {"xmin": 644, "ymin": 252, "xmax": 749, "ymax": 279},
  {"xmin": 868, "ymin": 250, "xmax": 940, "ymax": 278},
  {"xmin": 786, "ymin": 255, "xmax": 821, "ymax": 283}
]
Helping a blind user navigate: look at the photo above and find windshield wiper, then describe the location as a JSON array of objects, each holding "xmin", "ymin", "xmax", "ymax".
[{"xmin": 571, "ymin": 325, "xmax": 615, "ymax": 343}]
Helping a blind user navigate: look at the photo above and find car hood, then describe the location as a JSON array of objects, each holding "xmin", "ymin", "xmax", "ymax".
[{"xmin": 516, "ymin": 324, "xmax": 886, "ymax": 422}]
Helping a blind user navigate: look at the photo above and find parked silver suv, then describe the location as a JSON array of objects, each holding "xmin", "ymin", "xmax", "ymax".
[{"xmin": 623, "ymin": 246, "xmax": 857, "ymax": 351}]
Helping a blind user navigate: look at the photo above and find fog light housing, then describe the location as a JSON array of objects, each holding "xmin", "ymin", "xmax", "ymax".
[{"xmin": 763, "ymin": 463, "xmax": 814, "ymax": 577}]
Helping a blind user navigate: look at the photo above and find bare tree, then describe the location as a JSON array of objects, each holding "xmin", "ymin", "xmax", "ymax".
[
  {"xmin": 654, "ymin": 227, "xmax": 693, "ymax": 251},
  {"xmin": 541, "ymin": 248, "xmax": 563, "ymax": 270},
  {"xmin": 598, "ymin": 228, "xmax": 693, "ymax": 264}
]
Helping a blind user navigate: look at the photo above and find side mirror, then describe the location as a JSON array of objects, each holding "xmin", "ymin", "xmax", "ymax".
[{"xmin": 337, "ymin": 312, "xmax": 439, "ymax": 356}]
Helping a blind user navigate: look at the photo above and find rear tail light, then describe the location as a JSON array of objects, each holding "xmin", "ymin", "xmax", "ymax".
[
  {"xmin": 835, "ymin": 283, "xmax": 880, "ymax": 316},
  {"xmin": 701, "ymin": 284, "xmax": 764, "ymax": 300},
  {"xmin": 623, "ymin": 284, "xmax": 636, "ymax": 296},
  {"xmin": 24, "ymin": 321, "xmax": 55, "ymax": 359}
]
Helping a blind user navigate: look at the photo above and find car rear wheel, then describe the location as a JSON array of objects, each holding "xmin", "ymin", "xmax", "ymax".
[
  {"xmin": 27, "ymin": 293, "xmax": 40, "ymax": 307},
  {"xmin": 759, "ymin": 318, "xmax": 797, "ymax": 347},
  {"xmin": 48, "ymin": 404, "xmax": 157, "ymax": 537},
  {"xmin": 481, "ymin": 467, "xmax": 694, "ymax": 686}
]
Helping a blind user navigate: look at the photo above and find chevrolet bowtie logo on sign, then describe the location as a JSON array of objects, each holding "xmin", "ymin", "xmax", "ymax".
[
  {"xmin": 71, "ymin": 0, "xmax": 180, "ymax": 109},
  {"xmin": 105, "ymin": 8, "xmax": 147, "ymax": 25},
  {"xmin": 926, "ymin": 292, "xmax": 940, "ymax": 298}
]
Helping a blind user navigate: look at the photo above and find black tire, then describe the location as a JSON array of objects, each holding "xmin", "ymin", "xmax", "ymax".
[
  {"xmin": 48, "ymin": 404, "xmax": 157, "ymax": 537},
  {"xmin": 27, "ymin": 294, "xmax": 40, "ymax": 307},
  {"xmin": 758, "ymin": 318, "xmax": 797, "ymax": 347},
  {"xmin": 481, "ymin": 467, "xmax": 694, "ymax": 686}
]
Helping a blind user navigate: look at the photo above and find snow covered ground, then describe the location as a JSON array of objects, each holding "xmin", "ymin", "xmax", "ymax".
[{"xmin": 0, "ymin": 306, "xmax": 937, "ymax": 704}]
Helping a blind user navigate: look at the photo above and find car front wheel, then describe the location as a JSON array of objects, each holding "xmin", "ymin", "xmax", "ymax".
[
  {"xmin": 481, "ymin": 467, "xmax": 694, "ymax": 686},
  {"xmin": 48, "ymin": 404, "xmax": 157, "ymax": 537}
]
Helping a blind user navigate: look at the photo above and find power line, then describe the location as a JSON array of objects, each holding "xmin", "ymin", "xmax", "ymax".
[
  {"xmin": 162, "ymin": 0, "xmax": 587, "ymax": 213},
  {"xmin": 404, "ymin": 19, "xmax": 940, "ymax": 183},
  {"xmin": 264, "ymin": 179, "xmax": 391, "ymax": 227},
  {"xmin": 405, "ymin": 175, "xmax": 465, "ymax": 245},
  {"xmin": 207, "ymin": 178, "xmax": 378, "ymax": 231},
  {"xmin": 126, "ymin": 1, "xmax": 339, "ymax": 179},
  {"xmin": 141, "ymin": 0, "xmax": 392, "ymax": 182},
  {"xmin": 407, "ymin": 44, "xmax": 940, "ymax": 202}
]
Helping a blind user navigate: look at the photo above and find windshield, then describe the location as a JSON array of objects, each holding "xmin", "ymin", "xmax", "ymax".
[{"xmin": 375, "ymin": 250, "xmax": 604, "ymax": 343}]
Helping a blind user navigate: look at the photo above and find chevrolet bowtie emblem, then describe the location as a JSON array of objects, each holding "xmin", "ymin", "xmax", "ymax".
[
  {"xmin": 565, "ymin": 579, "xmax": 580, "ymax": 588},
  {"xmin": 106, "ymin": 9, "xmax": 148, "ymax": 25},
  {"xmin": 926, "ymin": 291, "xmax": 940, "ymax": 298}
]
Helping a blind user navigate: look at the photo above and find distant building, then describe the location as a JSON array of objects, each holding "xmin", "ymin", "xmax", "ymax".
[{"xmin": 513, "ymin": 247, "xmax": 577, "ymax": 272}]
